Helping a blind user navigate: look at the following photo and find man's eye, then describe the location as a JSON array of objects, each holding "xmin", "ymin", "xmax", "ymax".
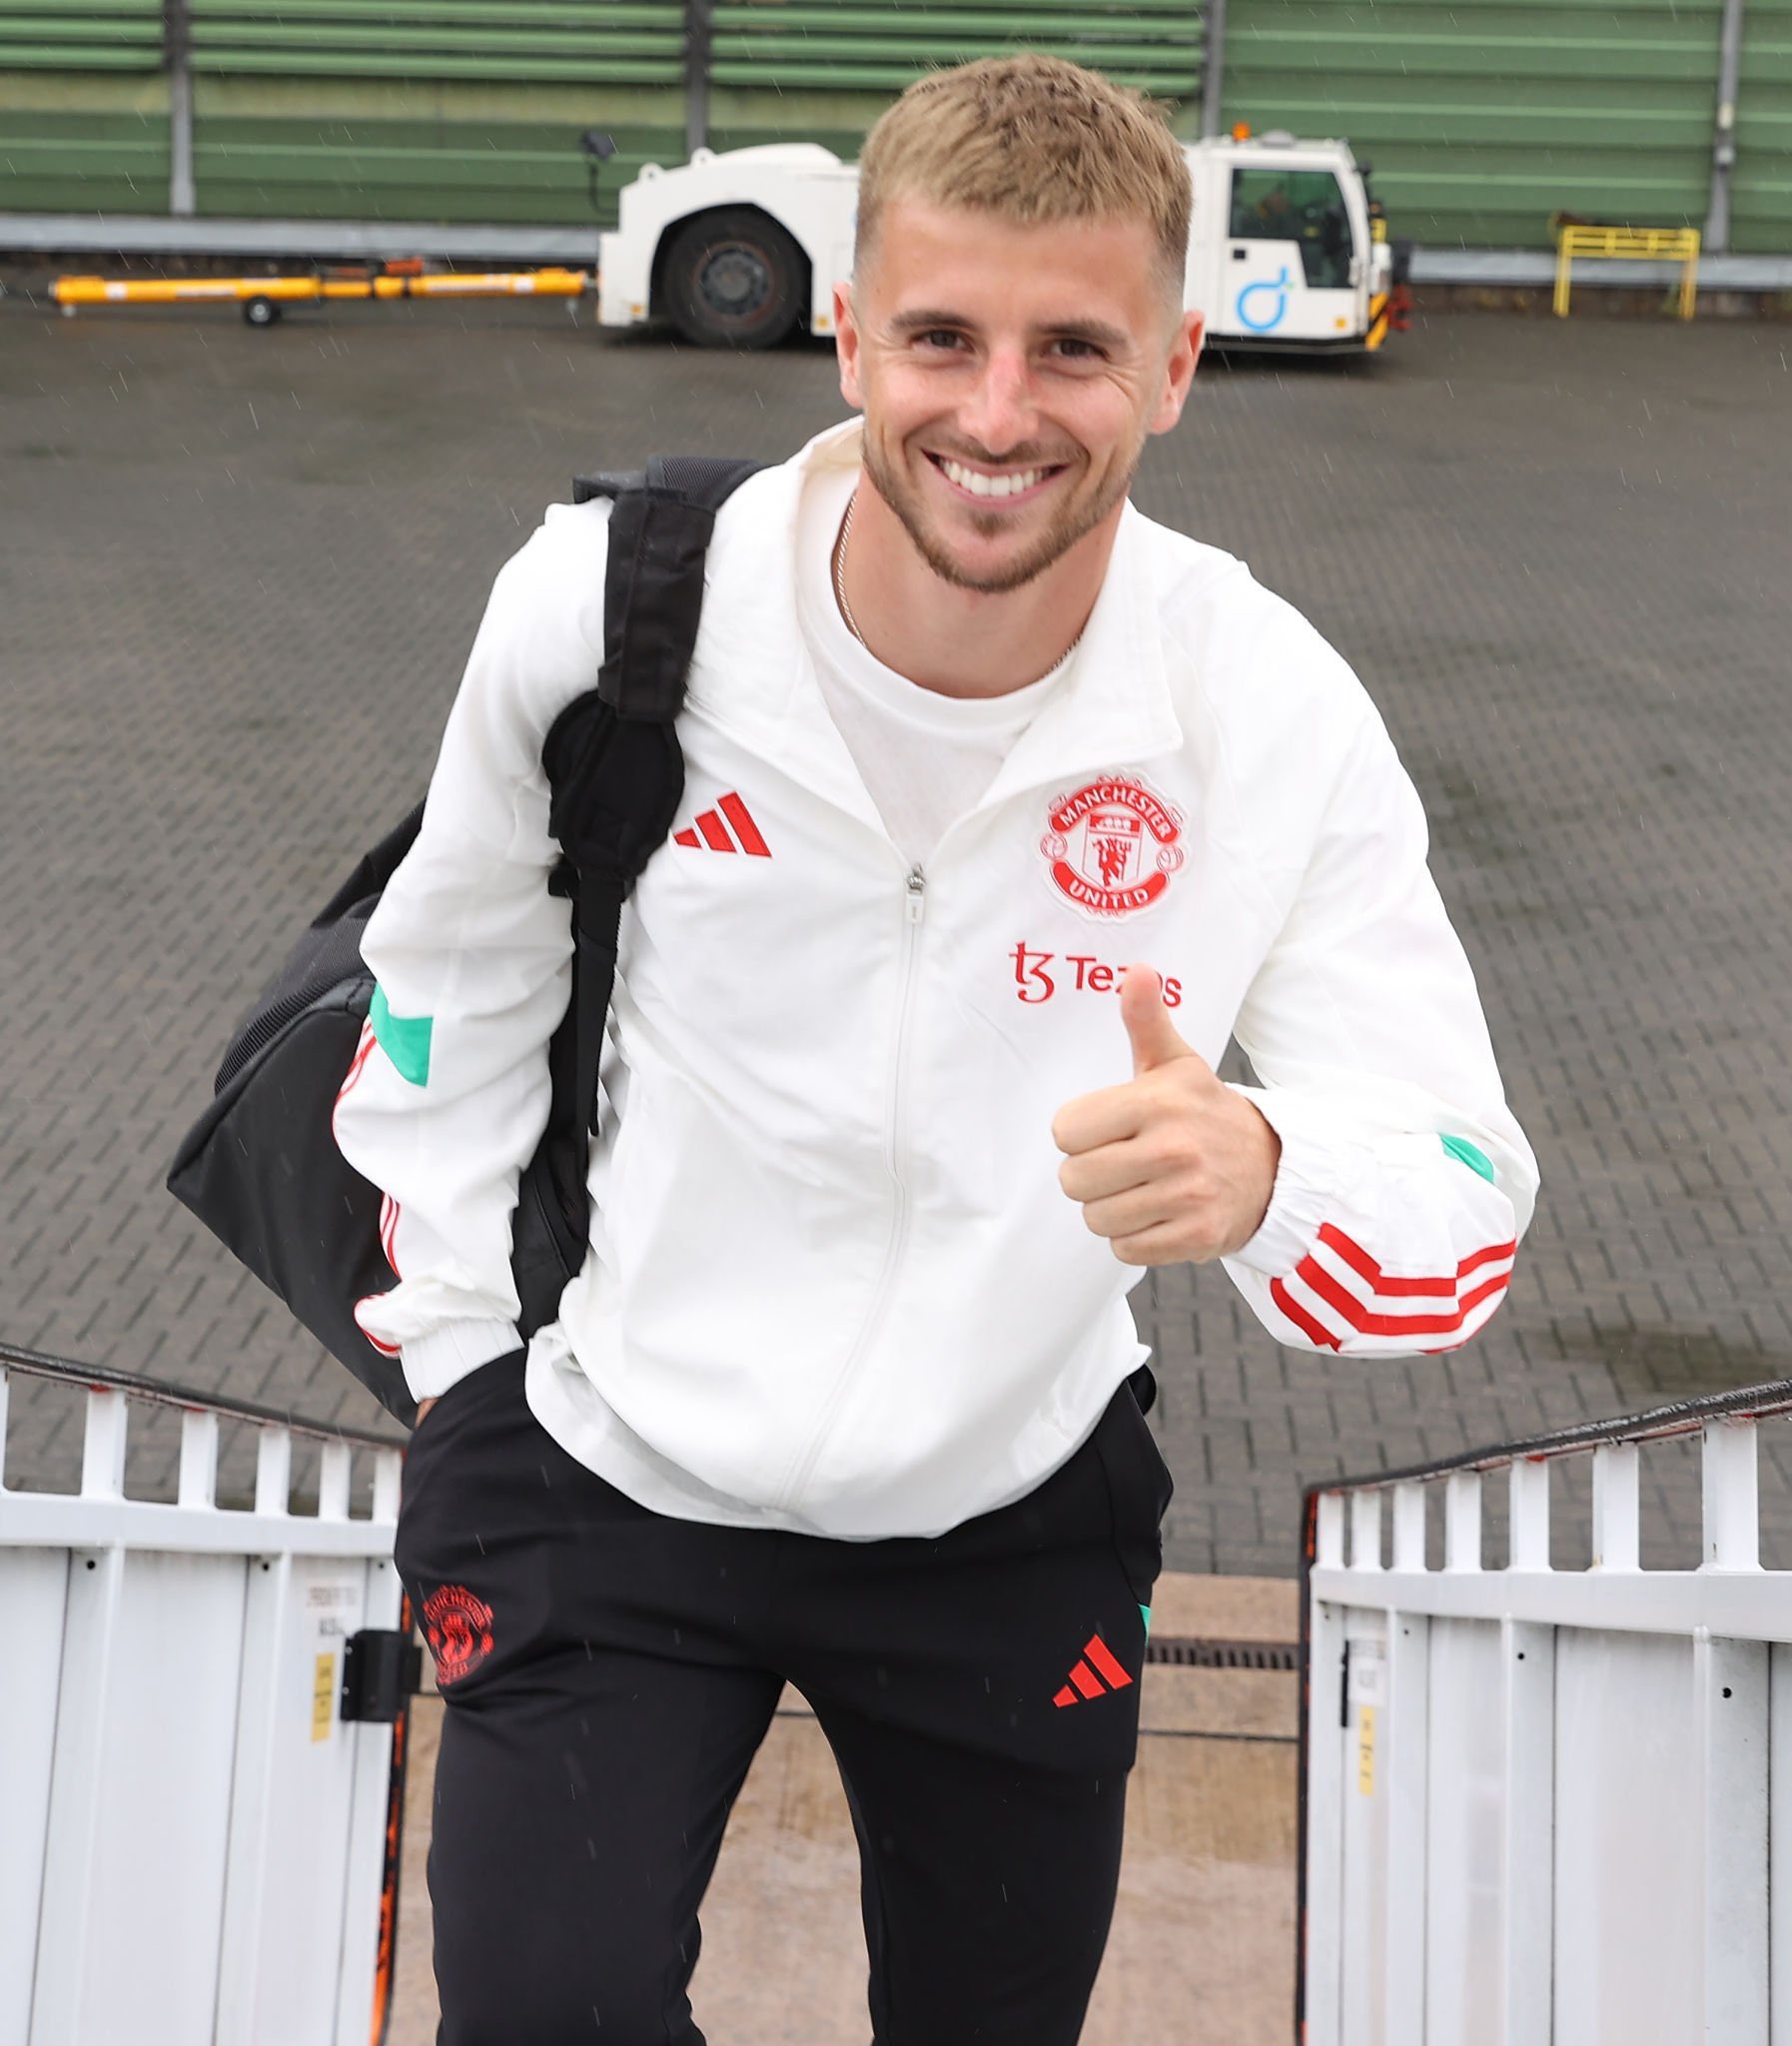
[
  {"xmin": 1052, "ymin": 338, "xmax": 1103, "ymax": 361},
  {"xmin": 916, "ymin": 330, "xmax": 966, "ymax": 351}
]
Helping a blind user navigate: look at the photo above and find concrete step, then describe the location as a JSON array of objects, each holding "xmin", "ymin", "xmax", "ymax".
[{"xmin": 389, "ymin": 1572, "xmax": 1300, "ymax": 2044}]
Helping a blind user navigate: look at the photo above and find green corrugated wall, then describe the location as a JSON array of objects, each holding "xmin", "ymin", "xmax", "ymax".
[
  {"xmin": 1736, "ymin": 0, "xmax": 1792, "ymax": 250},
  {"xmin": 184, "ymin": 1, "xmax": 683, "ymax": 224},
  {"xmin": 1, "ymin": 1, "xmax": 168, "ymax": 211},
  {"xmin": 0, "ymin": 2, "xmax": 1199, "ymax": 227},
  {"xmin": 1224, "ymin": 0, "xmax": 1725, "ymax": 250},
  {"xmin": 708, "ymin": 0, "xmax": 1200, "ymax": 156},
  {"xmin": 2, "ymin": 0, "xmax": 1790, "ymax": 254}
]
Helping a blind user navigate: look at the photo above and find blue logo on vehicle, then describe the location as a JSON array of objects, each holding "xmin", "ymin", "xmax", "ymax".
[{"xmin": 1237, "ymin": 267, "xmax": 1293, "ymax": 334}]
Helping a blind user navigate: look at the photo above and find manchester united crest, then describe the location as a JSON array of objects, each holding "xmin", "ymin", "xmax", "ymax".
[
  {"xmin": 1041, "ymin": 775, "xmax": 1185, "ymax": 920},
  {"xmin": 422, "ymin": 1582, "xmax": 495, "ymax": 1685}
]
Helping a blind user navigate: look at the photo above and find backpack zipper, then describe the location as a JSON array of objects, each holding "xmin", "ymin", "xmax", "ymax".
[{"xmin": 769, "ymin": 862, "xmax": 926, "ymax": 1514}]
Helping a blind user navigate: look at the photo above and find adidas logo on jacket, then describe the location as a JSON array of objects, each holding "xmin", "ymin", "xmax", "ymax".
[{"xmin": 334, "ymin": 420, "xmax": 1537, "ymax": 1540}]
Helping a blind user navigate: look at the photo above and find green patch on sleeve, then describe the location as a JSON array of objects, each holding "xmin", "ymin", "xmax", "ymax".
[
  {"xmin": 1441, "ymin": 1135, "xmax": 1495, "ymax": 1185},
  {"xmin": 370, "ymin": 985, "xmax": 434, "ymax": 1088},
  {"xmin": 1140, "ymin": 1604, "xmax": 1152, "ymax": 1640}
]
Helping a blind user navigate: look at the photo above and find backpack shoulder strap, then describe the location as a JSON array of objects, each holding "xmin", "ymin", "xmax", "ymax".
[
  {"xmin": 571, "ymin": 454, "xmax": 766, "ymax": 720},
  {"xmin": 543, "ymin": 453, "xmax": 762, "ymax": 1159}
]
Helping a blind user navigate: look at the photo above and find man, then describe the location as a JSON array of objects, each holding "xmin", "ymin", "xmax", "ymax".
[{"xmin": 336, "ymin": 53, "xmax": 1537, "ymax": 2044}]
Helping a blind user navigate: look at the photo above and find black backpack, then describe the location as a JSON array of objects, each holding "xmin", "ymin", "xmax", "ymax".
[{"xmin": 168, "ymin": 455, "xmax": 762, "ymax": 1426}]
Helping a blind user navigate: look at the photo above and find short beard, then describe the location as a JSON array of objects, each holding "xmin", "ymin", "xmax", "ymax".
[{"xmin": 861, "ymin": 434, "xmax": 1144, "ymax": 595}]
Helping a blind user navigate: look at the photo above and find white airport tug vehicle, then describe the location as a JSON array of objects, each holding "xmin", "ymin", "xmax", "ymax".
[{"xmin": 598, "ymin": 128, "xmax": 1405, "ymax": 354}]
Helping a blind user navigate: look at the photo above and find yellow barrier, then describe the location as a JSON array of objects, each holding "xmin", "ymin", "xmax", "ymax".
[
  {"xmin": 52, "ymin": 268, "xmax": 591, "ymax": 325},
  {"xmin": 1551, "ymin": 224, "xmax": 1700, "ymax": 321}
]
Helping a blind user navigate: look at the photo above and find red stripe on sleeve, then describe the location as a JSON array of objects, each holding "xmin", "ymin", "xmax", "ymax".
[
  {"xmin": 1319, "ymin": 1223, "xmax": 1517, "ymax": 1296},
  {"xmin": 335, "ymin": 1027, "xmax": 376, "ymax": 1106},
  {"xmin": 353, "ymin": 1297, "xmax": 403, "ymax": 1358},
  {"xmin": 1301, "ymin": 1257, "xmax": 1511, "ymax": 1339},
  {"xmin": 1457, "ymin": 1238, "xmax": 1519, "ymax": 1281},
  {"xmin": 330, "ymin": 1025, "xmax": 378, "ymax": 1144},
  {"xmin": 1271, "ymin": 1277, "xmax": 1343, "ymax": 1351}
]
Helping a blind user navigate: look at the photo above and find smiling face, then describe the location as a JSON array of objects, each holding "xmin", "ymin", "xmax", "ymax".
[{"xmin": 835, "ymin": 199, "xmax": 1202, "ymax": 595}]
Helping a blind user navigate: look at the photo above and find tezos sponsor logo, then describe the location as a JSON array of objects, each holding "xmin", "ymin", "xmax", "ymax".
[
  {"xmin": 1012, "ymin": 945, "xmax": 1182, "ymax": 1007},
  {"xmin": 1042, "ymin": 775, "xmax": 1184, "ymax": 920}
]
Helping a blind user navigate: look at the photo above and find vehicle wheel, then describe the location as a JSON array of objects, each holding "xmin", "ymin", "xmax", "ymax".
[
  {"xmin": 660, "ymin": 208, "xmax": 806, "ymax": 350},
  {"xmin": 242, "ymin": 295, "xmax": 281, "ymax": 329}
]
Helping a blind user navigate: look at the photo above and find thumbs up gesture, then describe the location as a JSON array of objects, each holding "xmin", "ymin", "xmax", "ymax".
[{"xmin": 1051, "ymin": 965, "xmax": 1282, "ymax": 1267}]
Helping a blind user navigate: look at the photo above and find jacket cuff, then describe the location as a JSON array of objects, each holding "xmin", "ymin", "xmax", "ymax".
[
  {"xmin": 402, "ymin": 1318, "xmax": 522, "ymax": 1403},
  {"xmin": 1224, "ymin": 1085, "xmax": 1361, "ymax": 1278}
]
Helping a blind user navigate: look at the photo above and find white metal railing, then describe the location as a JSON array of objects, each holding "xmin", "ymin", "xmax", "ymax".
[
  {"xmin": 1299, "ymin": 1376, "xmax": 1792, "ymax": 2046},
  {"xmin": 0, "ymin": 1343, "xmax": 410, "ymax": 2046}
]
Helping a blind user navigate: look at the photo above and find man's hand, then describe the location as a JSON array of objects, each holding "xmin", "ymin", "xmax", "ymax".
[
  {"xmin": 414, "ymin": 1397, "xmax": 437, "ymax": 1430},
  {"xmin": 1051, "ymin": 965, "xmax": 1282, "ymax": 1267}
]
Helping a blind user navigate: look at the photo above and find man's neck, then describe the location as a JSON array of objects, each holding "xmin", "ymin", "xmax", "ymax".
[{"xmin": 837, "ymin": 469, "xmax": 1121, "ymax": 701}]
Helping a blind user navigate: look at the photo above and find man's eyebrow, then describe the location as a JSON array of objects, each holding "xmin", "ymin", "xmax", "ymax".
[{"xmin": 886, "ymin": 309, "xmax": 1133, "ymax": 350}]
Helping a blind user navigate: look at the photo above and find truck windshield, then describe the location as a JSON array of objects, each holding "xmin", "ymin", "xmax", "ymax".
[{"xmin": 1229, "ymin": 169, "xmax": 1352, "ymax": 290}]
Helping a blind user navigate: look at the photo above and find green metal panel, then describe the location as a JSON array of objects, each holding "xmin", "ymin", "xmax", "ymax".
[
  {"xmin": 187, "ymin": 0, "xmax": 684, "ymax": 82},
  {"xmin": 1, "ymin": 111, "xmax": 170, "ymax": 203},
  {"xmin": 0, "ymin": 65, "xmax": 169, "ymax": 209},
  {"xmin": 709, "ymin": 0, "xmax": 1200, "ymax": 158},
  {"xmin": 7, "ymin": 0, "xmax": 1786, "ymax": 258},
  {"xmin": 1735, "ymin": 0, "xmax": 1792, "ymax": 253},
  {"xmin": 0, "ymin": 0, "xmax": 163, "ymax": 71},
  {"xmin": 1224, "ymin": 0, "xmax": 1725, "ymax": 251},
  {"xmin": 183, "ymin": 7, "xmax": 683, "ymax": 224},
  {"xmin": 189, "ymin": 75, "xmax": 682, "ymax": 224}
]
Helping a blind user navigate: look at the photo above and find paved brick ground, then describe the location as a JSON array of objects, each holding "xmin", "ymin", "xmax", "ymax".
[{"xmin": 2, "ymin": 290, "xmax": 1789, "ymax": 1574}]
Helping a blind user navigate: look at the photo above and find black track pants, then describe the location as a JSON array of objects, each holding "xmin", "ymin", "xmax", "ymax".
[{"xmin": 395, "ymin": 1352, "xmax": 1173, "ymax": 2046}]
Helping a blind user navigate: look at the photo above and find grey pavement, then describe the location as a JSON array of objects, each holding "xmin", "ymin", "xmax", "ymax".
[{"xmin": 2, "ymin": 288, "xmax": 1789, "ymax": 1576}]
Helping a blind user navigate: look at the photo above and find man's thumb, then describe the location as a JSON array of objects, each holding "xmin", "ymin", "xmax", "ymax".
[{"xmin": 1121, "ymin": 964, "xmax": 1195, "ymax": 1076}]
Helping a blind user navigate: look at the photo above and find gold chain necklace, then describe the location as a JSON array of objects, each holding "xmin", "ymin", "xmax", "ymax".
[{"xmin": 831, "ymin": 493, "xmax": 1087, "ymax": 683}]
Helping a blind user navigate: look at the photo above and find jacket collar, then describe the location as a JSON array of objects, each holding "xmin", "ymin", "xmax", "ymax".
[{"xmin": 688, "ymin": 418, "xmax": 1185, "ymax": 826}]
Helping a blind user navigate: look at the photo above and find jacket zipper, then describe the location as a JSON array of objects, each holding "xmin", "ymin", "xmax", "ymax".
[{"xmin": 770, "ymin": 862, "xmax": 926, "ymax": 1513}]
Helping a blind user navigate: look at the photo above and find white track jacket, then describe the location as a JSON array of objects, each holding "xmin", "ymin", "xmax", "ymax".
[{"xmin": 335, "ymin": 419, "xmax": 1538, "ymax": 1539}]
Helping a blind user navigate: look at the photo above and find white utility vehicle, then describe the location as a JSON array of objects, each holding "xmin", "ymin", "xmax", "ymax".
[{"xmin": 598, "ymin": 130, "xmax": 1403, "ymax": 354}]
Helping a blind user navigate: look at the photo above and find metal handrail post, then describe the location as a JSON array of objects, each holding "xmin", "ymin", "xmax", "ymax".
[
  {"xmin": 685, "ymin": 0, "xmax": 712, "ymax": 161},
  {"xmin": 1200, "ymin": 0, "xmax": 1228, "ymax": 140},
  {"xmin": 165, "ymin": 0, "xmax": 194, "ymax": 217},
  {"xmin": 1705, "ymin": 0, "xmax": 1747, "ymax": 253}
]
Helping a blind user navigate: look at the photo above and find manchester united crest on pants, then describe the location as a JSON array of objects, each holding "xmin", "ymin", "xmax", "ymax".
[{"xmin": 423, "ymin": 1582, "xmax": 495, "ymax": 1684}]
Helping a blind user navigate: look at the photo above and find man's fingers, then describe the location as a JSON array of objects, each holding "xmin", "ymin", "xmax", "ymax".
[
  {"xmin": 1057, "ymin": 1140, "xmax": 1154, "ymax": 1205},
  {"xmin": 1107, "ymin": 1223, "xmax": 1193, "ymax": 1268},
  {"xmin": 1075, "ymin": 1184, "xmax": 1177, "ymax": 1242},
  {"xmin": 1051, "ymin": 1082, "xmax": 1147, "ymax": 1157}
]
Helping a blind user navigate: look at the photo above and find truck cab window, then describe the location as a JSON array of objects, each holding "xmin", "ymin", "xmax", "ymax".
[{"xmin": 1229, "ymin": 169, "xmax": 1353, "ymax": 290}]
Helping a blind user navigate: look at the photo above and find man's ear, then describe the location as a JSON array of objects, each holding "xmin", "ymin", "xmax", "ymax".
[
  {"xmin": 1149, "ymin": 311, "xmax": 1204, "ymax": 437},
  {"xmin": 835, "ymin": 280, "xmax": 865, "ymax": 410}
]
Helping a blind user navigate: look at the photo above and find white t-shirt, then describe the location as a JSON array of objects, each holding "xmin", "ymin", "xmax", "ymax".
[{"xmin": 794, "ymin": 462, "xmax": 1073, "ymax": 867}]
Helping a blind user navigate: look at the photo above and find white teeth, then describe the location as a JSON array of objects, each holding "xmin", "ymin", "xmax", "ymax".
[{"xmin": 941, "ymin": 459, "xmax": 1044, "ymax": 499}]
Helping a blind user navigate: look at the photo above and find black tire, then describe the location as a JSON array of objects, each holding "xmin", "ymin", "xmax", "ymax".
[
  {"xmin": 243, "ymin": 295, "xmax": 281, "ymax": 329},
  {"xmin": 660, "ymin": 208, "xmax": 806, "ymax": 350}
]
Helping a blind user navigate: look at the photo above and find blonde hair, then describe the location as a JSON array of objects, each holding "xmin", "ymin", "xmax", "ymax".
[{"xmin": 855, "ymin": 54, "xmax": 1191, "ymax": 296}]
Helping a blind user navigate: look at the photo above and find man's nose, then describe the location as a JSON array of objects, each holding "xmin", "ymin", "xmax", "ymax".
[{"xmin": 957, "ymin": 349, "xmax": 1039, "ymax": 458}]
